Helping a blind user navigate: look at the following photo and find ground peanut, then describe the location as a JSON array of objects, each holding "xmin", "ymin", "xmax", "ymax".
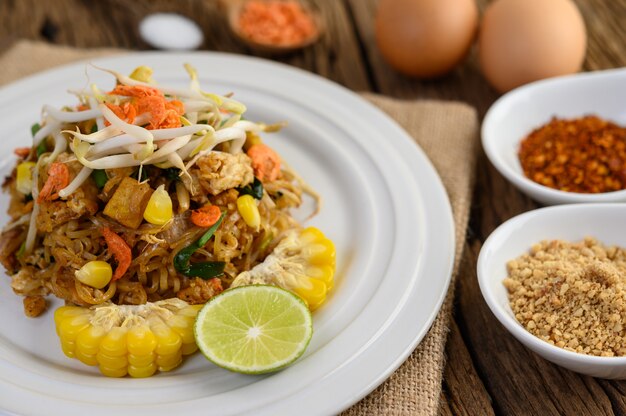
[{"xmin": 504, "ymin": 237, "xmax": 626, "ymax": 357}]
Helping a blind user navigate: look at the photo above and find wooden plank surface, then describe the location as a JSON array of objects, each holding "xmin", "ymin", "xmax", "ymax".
[{"xmin": 1, "ymin": 0, "xmax": 626, "ymax": 414}]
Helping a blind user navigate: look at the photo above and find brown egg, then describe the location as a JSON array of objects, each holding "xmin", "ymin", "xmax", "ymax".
[
  {"xmin": 375, "ymin": 0, "xmax": 478, "ymax": 78},
  {"xmin": 479, "ymin": 0, "xmax": 587, "ymax": 93}
]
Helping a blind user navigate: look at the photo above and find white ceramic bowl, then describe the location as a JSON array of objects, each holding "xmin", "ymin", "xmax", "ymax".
[
  {"xmin": 478, "ymin": 203, "xmax": 626, "ymax": 379},
  {"xmin": 482, "ymin": 68, "xmax": 626, "ymax": 205}
]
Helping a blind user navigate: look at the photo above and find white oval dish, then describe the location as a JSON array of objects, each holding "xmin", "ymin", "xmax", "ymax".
[
  {"xmin": 0, "ymin": 53, "xmax": 455, "ymax": 415},
  {"xmin": 482, "ymin": 68, "xmax": 626, "ymax": 205},
  {"xmin": 478, "ymin": 203, "xmax": 626, "ymax": 379}
]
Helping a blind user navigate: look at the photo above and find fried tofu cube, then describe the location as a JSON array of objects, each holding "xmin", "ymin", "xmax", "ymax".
[{"xmin": 103, "ymin": 177, "xmax": 153, "ymax": 229}]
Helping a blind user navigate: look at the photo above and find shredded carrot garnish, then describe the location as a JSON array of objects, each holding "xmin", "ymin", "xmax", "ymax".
[
  {"xmin": 105, "ymin": 102, "xmax": 137, "ymax": 126},
  {"xmin": 104, "ymin": 88, "xmax": 183, "ymax": 130},
  {"xmin": 76, "ymin": 104, "xmax": 90, "ymax": 111},
  {"xmin": 101, "ymin": 227, "xmax": 132, "ymax": 281},
  {"xmin": 14, "ymin": 147, "xmax": 31, "ymax": 158},
  {"xmin": 238, "ymin": 0, "xmax": 317, "ymax": 47},
  {"xmin": 247, "ymin": 143, "xmax": 281, "ymax": 181},
  {"xmin": 191, "ymin": 205, "xmax": 222, "ymax": 228},
  {"xmin": 37, "ymin": 162, "xmax": 70, "ymax": 203},
  {"xmin": 108, "ymin": 85, "xmax": 162, "ymax": 98}
]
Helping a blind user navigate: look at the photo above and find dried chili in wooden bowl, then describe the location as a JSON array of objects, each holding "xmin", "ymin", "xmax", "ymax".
[{"xmin": 518, "ymin": 116, "xmax": 626, "ymax": 193}]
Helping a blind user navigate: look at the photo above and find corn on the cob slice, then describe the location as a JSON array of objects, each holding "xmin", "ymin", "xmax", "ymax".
[
  {"xmin": 230, "ymin": 227, "xmax": 335, "ymax": 310},
  {"xmin": 54, "ymin": 299, "xmax": 201, "ymax": 378}
]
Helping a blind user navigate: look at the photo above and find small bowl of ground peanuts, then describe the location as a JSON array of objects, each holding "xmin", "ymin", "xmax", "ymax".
[
  {"xmin": 482, "ymin": 68, "xmax": 626, "ymax": 205},
  {"xmin": 478, "ymin": 203, "xmax": 626, "ymax": 379}
]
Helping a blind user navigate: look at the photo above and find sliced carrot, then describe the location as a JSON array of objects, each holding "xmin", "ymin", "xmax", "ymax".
[
  {"xmin": 108, "ymin": 85, "xmax": 162, "ymax": 98},
  {"xmin": 37, "ymin": 162, "xmax": 70, "ymax": 203},
  {"xmin": 76, "ymin": 104, "xmax": 90, "ymax": 111},
  {"xmin": 101, "ymin": 227, "xmax": 132, "ymax": 281},
  {"xmin": 191, "ymin": 205, "xmax": 222, "ymax": 228},
  {"xmin": 247, "ymin": 143, "xmax": 281, "ymax": 181},
  {"xmin": 14, "ymin": 147, "xmax": 31, "ymax": 158}
]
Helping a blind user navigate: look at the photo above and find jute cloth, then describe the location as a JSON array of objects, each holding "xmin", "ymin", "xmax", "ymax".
[{"xmin": 0, "ymin": 40, "xmax": 479, "ymax": 416}]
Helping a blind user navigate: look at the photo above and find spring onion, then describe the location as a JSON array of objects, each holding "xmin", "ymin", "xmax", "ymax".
[{"xmin": 173, "ymin": 212, "xmax": 225, "ymax": 279}]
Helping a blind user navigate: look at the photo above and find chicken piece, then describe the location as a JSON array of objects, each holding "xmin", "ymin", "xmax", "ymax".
[
  {"xmin": 36, "ymin": 154, "xmax": 100, "ymax": 232},
  {"xmin": 183, "ymin": 152, "xmax": 254, "ymax": 201},
  {"xmin": 37, "ymin": 184, "xmax": 99, "ymax": 232},
  {"xmin": 176, "ymin": 277, "xmax": 223, "ymax": 304},
  {"xmin": 23, "ymin": 295, "xmax": 47, "ymax": 317},
  {"xmin": 11, "ymin": 266, "xmax": 48, "ymax": 297},
  {"xmin": 0, "ymin": 227, "xmax": 25, "ymax": 272},
  {"xmin": 103, "ymin": 177, "xmax": 153, "ymax": 229}
]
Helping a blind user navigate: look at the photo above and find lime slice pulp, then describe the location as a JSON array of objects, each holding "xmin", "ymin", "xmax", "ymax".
[{"xmin": 194, "ymin": 285, "xmax": 313, "ymax": 374}]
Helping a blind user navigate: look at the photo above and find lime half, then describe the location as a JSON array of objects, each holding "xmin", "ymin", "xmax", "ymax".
[{"xmin": 194, "ymin": 285, "xmax": 313, "ymax": 374}]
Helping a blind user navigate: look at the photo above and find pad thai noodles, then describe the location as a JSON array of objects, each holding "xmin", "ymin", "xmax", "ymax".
[{"xmin": 0, "ymin": 64, "xmax": 334, "ymax": 328}]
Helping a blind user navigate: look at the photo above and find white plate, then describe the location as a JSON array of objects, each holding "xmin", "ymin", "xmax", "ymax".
[
  {"xmin": 0, "ymin": 53, "xmax": 455, "ymax": 415},
  {"xmin": 482, "ymin": 68, "xmax": 626, "ymax": 205}
]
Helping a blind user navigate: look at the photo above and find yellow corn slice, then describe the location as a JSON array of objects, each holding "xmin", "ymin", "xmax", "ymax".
[
  {"xmin": 231, "ymin": 226, "xmax": 336, "ymax": 311},
  {"xmin": 54, "ymin": 299, "xmax": 201, "ymax": 378}
]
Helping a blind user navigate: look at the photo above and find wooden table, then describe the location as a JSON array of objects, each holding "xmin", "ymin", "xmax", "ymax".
[{"xmin": 1, "ymin": 0, "xmax": 625, "ymax": 414}]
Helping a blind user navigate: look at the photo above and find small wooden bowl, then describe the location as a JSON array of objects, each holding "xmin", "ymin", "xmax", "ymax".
[{"xmin": 224, "ymin": 0, "xmax": 323, "ymax": 55}]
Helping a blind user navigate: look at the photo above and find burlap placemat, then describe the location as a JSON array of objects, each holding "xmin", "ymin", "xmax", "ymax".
[{"xmin": 0, "ymin": 40, "xmax": 478, "ymax": 416}]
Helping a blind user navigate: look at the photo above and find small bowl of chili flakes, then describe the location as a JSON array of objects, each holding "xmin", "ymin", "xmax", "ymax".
[{"xmin": 482, "ymin": 68, "xmax": 626, "ymax": 205}]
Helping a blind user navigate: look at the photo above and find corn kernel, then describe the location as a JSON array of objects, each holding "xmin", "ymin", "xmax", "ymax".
[
  {"xmin": 127, "ymin": 326, "xmax": 157, "ymax": 356},
  {"xmin": 55, "ymin": 306, "xmax": 88, "ymax": 333},
  {"xmin": 75, "ymin": 348, "xmax": 98, "ymax": 366},
  {"xmin": 307, "ymin": 265, "xmax": 335, "ymax": 290},
  {"xmin": 58, "ymin": 315, "xmax": 90, "ymax": 342},
  {"xmin": 143, "ymin": 184, "xmax": 173, "ymax": 225},
  {"xmin": 151, "ymin": 322, "xmax": 182, "ymax": 356},
  {"xmin": 99, "ymin": 365, "xmax": 127, "ymax": 378},
  {"xmin": 129, "ymin": 353, "xmax": 155, "ymax": 367},
  {"xmin": 169, "ymin": 315, "xmax": 195, "ymax": 344},
  {"xmin": 129, "ymin": 65, "xmax": 154, "ymax": 83},
  {"xmin": 76, "ymin": 325, "xmax": 106, "ymax": 356},
  {"xmin": 302, "ymin": 240, "xmax": 335, "ymax": 266},
  {"xmin": 236, "ymin": 194, "xmax": 260, "ymax": 229},
  {"xmin": 60, "ymin": 339, "xmax": 76, "ymax": 358},
  {"xmin": 75, "ymin": 261, "xmax": 112, "ymax": 289},
  {"xmin": 294, "ymin": 278, "xmax": 327, "ymax": 311},
  {"xmin": 96, "ymin": 351, "xmax": 128, "ymax": 369},
  {"xmin": 16, "ymin": 162, "xmax": 36, "ymax": 194},
  {"xmin": 157, "ymin": 351, "xmax": 182, "ymax": 368},
  {"xmin": 100, "ymin": 327, "xmax": 128, "ymax": 356},
  {"xmin": 129, "ymin": 362, "xmax": 157, "ymax": 378}
]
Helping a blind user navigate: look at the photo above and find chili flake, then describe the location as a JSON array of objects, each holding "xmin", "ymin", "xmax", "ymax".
[{"xmin": 518, "ymin": 116, "xmax": 626, "ymax": 193}]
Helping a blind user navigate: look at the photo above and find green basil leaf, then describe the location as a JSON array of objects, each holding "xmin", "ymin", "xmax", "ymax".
[
  {"xmin": 238, "ymin": 177, "xmax": 263, "ymax": 200},
  {"xmin": 173, "ymin": 212, "xmax": 225, "ymax": 274},
  {"xmin": 31, "ymin": 123, "xmax": 41, "ymax": 137},
  {"xmin": 36, "ymin": 140, "xmax": 47, "ymax": 158},
  {"xmin": 186, "ymin": 262, "xmax": 225, "ymax": 279},
  {"xmin": 91, "ymin": 169, "xmax": 108, "ymax": 189}
]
